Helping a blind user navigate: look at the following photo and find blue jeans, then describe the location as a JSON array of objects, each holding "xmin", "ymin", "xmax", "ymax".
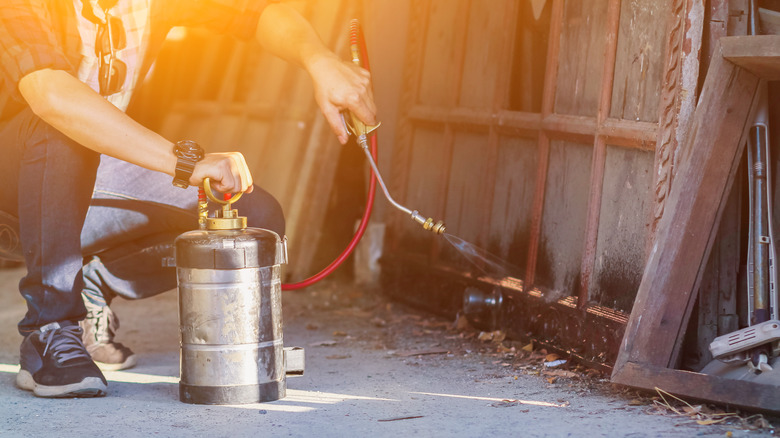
[{"xmin": 1, "ymin": 109, "xmax": 284, "ymax": 335}]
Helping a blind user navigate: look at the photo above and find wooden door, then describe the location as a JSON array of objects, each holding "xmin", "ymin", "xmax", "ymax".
[{"xmin": 383, "ymin": 0, "xmax": 702, "ymax": 365}]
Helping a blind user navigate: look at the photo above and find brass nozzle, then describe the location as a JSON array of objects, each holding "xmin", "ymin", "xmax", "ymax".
[{"xmin": 411, "ymin": 211, "xmax": 446, "ymax": 235}]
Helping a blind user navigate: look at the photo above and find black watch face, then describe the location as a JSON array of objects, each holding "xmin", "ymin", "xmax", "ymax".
[{"xmin": 175, "ymin": 141, "xmax": 204, "ymax": 161}]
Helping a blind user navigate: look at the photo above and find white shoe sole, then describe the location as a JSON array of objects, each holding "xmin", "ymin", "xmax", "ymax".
[{"xmin": 16, "ymin": 369, "xmax": 107, "ymax": 398}]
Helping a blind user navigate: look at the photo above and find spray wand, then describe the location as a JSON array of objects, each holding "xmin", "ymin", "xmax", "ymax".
[
  {"xmin": 342, "ymin": 20, "xmax": 446, "ymax": 236},
  {"xmin": 280, "ymin": 20, "xmax": 444, "ymax": 290}
]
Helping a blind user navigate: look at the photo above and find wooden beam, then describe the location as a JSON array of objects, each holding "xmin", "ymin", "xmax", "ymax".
[
  {"xmin": 721, "ymin": 35, "xmax": 780, "ymax": 80},
  {"xmin": 613, "ymin": 37, "xmax": 760, "ymax": 375},
  {"xmin": 408, "ymin": 107, "xmax": 656, "ymax": 149},
  {"xmin": 612, "ymin": 361, "xmax": 780, "ymax": 413}
]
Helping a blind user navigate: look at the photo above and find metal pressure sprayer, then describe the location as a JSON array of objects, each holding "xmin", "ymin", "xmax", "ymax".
[
  {"xmin": 343, "ymin": 20, "xmax": 445, "ymax": 236},
  {"xmin": 174, "ymin": 179, "xmax": 302, "ymax": 405}
]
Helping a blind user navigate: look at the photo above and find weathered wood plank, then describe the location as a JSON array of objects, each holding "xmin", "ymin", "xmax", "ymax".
[
  {"xmin": 387, "ymin": 0, "xmax": 429, "ymax": 253},
  {"xmin": 554, "ymin": 0, "xmax": 609, "ymax": 116},
  {"xmin": 612, "ymin": 361, "xmax": 780, "ymax": 413},
  {"xmin": 443, "ymin": 131, "xmax": 493, "ymax": 246},
  {"xmin": 610, "ymin": 0, "xmax": 672, "ymax": 123},
  {"xmin": 417, "ymin": 0, "xmax": 469, "ymax": 106},
  {"xmin": 578, "ymin": 0, "xmax": 621, "ymax": 305},
  {"xmin": 613, "ymin": 40, "xmax": 760, "ymax": 373},
  {"xmin": 488, "ymin": 136, "xmax": 538, "ymax": 269},
  {"xmin": 459, "ymin": 2, "xmax": 508, "ymax": 108},
  {"xmin": 524, "ymin": 0, "xmax": 564, "ymax": 288},
  {"xmin": 590, "ymin": 146, "xmax": 655, "ymax": 313},
  {"xmin": 721, "ymin": 35, "xmax": 780, "ymax": 80},
  {"xmin": 535, "ymin": 140, "xmax": 592, "ymax": 299}
]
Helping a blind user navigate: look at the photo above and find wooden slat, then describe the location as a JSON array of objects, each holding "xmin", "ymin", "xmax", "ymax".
[
  {"xmin": 525, "ymin": 0, "xmax": 564, "ymax": 288},
  {"xmin": 410, "ymin": 107, "xmax": 657, "ymax": 149},
  {"xmin": 613, "ymin": 39, "xmax": 760, "ymax": 373},
  {"xmin": 553, "ymin": 0, "xmax": 609, "ymax": 116},
  {"xmin": 388, "ymin": 0, "xmax": 430, "ymax": 253},
  {"xmin": 579, "ymin": 0, "xmax": 622, "ymax": 305},
  {"xmin": 721, "ymin": 35, "xmax": 780, "ymax": 80},
  {"xmin": 417, "ymin": 0, "xmax": 469, "ymax": 106},
  {"xmin": 458, "ymin": 0, "xmax": 508, "ymax": 109},
  {"xmin": 478, "ymin": 0, "xmax": 519, "ymax": 249},
  {"xmin": 588, "ymin": 146, "xmax": 655, "ymax": 313},
  {"xmin": 600, "ymin": 118, "xmax": 656, "ymax": 149},
  {"xmin": 609, "ymin": 0, "xmax": 672, "ymax": 123},
  {"xmin": 612, "ymin": 361, "xmax": 780, "ymax": 413}
]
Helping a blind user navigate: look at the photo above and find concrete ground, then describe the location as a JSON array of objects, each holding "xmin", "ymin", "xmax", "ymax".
[{"xmin": 0, "ymin": 264, "xmax": 776, "ymax": 437}]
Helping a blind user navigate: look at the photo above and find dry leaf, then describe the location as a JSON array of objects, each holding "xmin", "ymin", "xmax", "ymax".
[
  {"xmin": 543, "ymin": 369, "xmax": 578, "ymax": 379},
  {"xmin": 496, "ymin": 345, "xmax": 514, "ymax": 353},
  {"xmin": 325, "ymin": 354, "xmax": 351, "ymax": 360},
  {"xmin": 333, "ymin": 331, "xmax": 348, "ymax": 337},
  {"xmin": 522, "ymin": 342, "xmax": 534, "ymax": 352},
  {"xmin": 546, "ymin": 376, "xmax": 558, "ymax": 384},
  {"xmin": 628, "ymin": 399, "xmax": 644, "ymax": 406},
  {"xmin": 455, "ymin": 314, "xmax": 472, "ymax": 330},
  {"xmin": 395, "ymin": 349, "xmax": 449, "ymax": 357},
  {"xmin": 309, "ymin": 340, "xmax": 337, "ymax": 347},
  {"xmin": 545, "ymin": 353, "xmax": 560, "ymax": 362}
]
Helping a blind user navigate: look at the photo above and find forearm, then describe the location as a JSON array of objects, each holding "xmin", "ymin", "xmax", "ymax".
[
  {"xmin": 18, "ymin": 69, "xmax": 177, "ymax": 176},
  {"xmin": 254, "ymin": 2, "xmax": 338, "ymax": 72},
  {"xmin": 254, "ymin": 3, "xmax": 377, "ymax": 143}
]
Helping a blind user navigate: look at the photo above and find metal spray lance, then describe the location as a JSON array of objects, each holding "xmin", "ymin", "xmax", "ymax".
[{"xmin": 343, "ymin": 20, "xmax": 445, "ymax": 235}]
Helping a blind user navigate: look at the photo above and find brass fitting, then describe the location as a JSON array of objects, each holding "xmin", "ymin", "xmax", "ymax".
[
  {"xmin": 206, "ymin": 206, "xmax": 247, "ymax": 231},
  {"xmin": 411, "ymin": 211, "xmax": 446, "ymax": 235},
  {"xmin": 202, "ymin": 178, "xmax": 248, "ymax": 230}
]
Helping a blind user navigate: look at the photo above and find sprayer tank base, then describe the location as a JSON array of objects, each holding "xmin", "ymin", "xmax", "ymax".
[{"xmin": 180, "ymin": 380, "xmax": 286, "ymax": 405}]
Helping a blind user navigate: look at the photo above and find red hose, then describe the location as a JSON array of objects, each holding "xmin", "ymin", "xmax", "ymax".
[{"xmin": 282, "ymin": 20, "xmax": 377, "ymax": 291}]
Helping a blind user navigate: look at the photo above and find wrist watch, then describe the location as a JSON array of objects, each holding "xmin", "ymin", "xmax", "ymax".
[{"xmin": 172, "ymin": 140, "xmax": 205, "ymax": 189}]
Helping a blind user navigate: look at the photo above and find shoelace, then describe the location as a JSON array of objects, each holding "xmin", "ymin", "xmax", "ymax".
[
  {"xmin": 40, "ymin": 325, "xmax": 92, "ymax": 364},
  {"xmin": 87, "ymin": 308, "xmax": 117, "ymax": 344}
]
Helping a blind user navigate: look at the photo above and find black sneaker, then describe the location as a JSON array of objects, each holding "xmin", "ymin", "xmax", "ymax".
[
  {"xmin": 17, "ymin": 322, "xmax": 108, "ymax": 398},
  {"xmin": 80, "ymin": 305, "xmax": 137, "ymax": 371}
]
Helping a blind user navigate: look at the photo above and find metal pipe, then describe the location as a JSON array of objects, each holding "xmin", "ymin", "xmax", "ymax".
[
  {"xmin": 356, "ymin": 135, "xmax": 411, "ymax": 216},
  {"xmin": 356, "ymin": 135, "xmax": 445, "ymax": 235},
  {"xmin": 752, "ymin": 124, "xmax": 770, "ymax": 321}
]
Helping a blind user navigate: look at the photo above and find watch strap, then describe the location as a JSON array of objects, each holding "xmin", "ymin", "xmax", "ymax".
[{"xmin": 172, "ymin": 140, "xmax": 204, "ymax": 189}]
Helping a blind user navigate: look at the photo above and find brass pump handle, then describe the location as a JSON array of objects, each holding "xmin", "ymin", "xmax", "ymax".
[{"xmin": 202, "ymin": 178, "xmax": 244, "ymax": 205}]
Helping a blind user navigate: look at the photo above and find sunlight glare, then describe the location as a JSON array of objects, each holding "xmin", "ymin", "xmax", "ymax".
[{"xmin": 412, "ymin": 391, "xmax": 567, "ymax": 408}]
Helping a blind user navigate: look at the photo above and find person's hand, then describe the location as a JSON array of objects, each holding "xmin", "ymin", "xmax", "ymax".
[
  {"xmin": 190, "ymin": 152, "xmax": 254, "ymax": 194},
  {"xmin": 307, "ymin": 53, "xmax": 377, "ymax": 144}
]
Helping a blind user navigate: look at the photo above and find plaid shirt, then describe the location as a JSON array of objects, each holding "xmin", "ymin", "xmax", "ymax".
[{"xmin": 0, "ymin": 0, "xmax": 272, "ymax": 122}]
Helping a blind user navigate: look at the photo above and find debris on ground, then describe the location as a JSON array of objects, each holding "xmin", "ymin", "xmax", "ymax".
[
  {"xmin": 647, "ymin": 387, "xmax": 776, "ymax": 432},
  {"xmin": 288, "ymin": 279, "xmax": 780, "ymax": 432}
]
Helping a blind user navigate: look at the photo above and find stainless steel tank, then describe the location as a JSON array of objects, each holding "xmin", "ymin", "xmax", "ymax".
[{"xmin": 175, "ymin": 219, "xmax": 286, "ymax": 404}]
